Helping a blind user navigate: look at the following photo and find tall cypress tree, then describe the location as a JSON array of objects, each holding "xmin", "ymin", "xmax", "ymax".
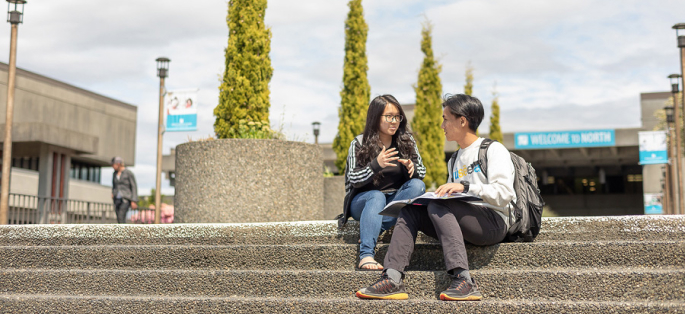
[
  {"xmin": 464, "ymin": 61, "xmax": 474, "ymax": 96},
  {"xmin": 463, "ymin": 61, "xmax": 479, "ymax": 135},
  {"xmin": 214, "ymin": 0, "xmax": 273, "ymax": 138},
  {"xmin": 489, "ymin": 84, "xmax": 503, "ymax": 142},
  {"xmin": 412, "ymin": 21, "xmax": 445, "ymax": 188},
  {"xmin": 333, "ymin": 0, "xmax": 370, "ymax": 172}
]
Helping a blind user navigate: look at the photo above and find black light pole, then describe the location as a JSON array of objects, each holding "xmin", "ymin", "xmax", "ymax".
[
  {"xmin": 664, "ymin": 103, "xmax": 675, "ymax": 215},
  {"xmin": 154, "ymin": 57, "xmax": 170, "ymax": 224},
  {"xmin": 0, "ymin": 0, "xmax": 25, "ymax": 225},
  {"xmin": 674, "ymin": 24, "xmax": 685, "ymax": 214},
  {"xmin": 312, "ymin": 122, "xmax": 321, "ymax": 145}
]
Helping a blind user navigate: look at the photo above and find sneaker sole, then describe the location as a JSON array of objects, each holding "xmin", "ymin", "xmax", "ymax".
[
  {"xmin": 439, "ymin": 293, "xmax": 482, "ymax": 301},
  {"xmin": 356, "ymin": 291, "xmax": 409, "ymax": 300}
]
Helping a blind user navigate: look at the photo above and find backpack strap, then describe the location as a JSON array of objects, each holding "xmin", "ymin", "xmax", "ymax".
[
  {"xmin": 478, "ymin": 139, "xmax": 495, "ymax": 179},
  {"xmin": 447, "ymin": 150, "xmax": 459, "ymax": 182}
]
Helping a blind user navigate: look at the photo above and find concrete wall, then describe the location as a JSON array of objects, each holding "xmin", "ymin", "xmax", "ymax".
[
  {"xmin": 544, "ymin": 194, "xmax": 643, "ymax": 216},
  {"xmin": 9, "ymin": 168, "xmax": 39, "ymax": 195},
  {"xmin": 69, "ymin": 179, "xmax": 112, "ymax": 204},
  {"xmin": 7, "ymin": 167, "xmax": 111, "ymax": 203},
  {"xmin": 640, "ymin": 92, "xmax": 670, "ymax": 131},
  {"xmin": 0, "ymin": 63, "xmax": 137, "ymax": 166},
  {"xmin": 175, "ymin": 139, "xmax": 323, "ymax": 223},
  {"xmin": 323, "ymin": 176, "xmax": 345, "ymax": 219}
]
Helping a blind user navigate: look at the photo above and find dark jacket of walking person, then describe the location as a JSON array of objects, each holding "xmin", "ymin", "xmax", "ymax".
[
  {"xmin": 356, "ymin": 94, "xmax": 515, "ymax": 301},
  {"xmin": 339, "ymin": 94, "xmax": 426, "ymax": 271},
  {"xmin": 111, "ymin": 157, "xmax": 139, "ymax": 224}
]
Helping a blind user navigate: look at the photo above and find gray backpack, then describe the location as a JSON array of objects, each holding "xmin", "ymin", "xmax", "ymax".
[{"xmin": 449, "ymin": 139, "xmax": 544, "ymax": 242}]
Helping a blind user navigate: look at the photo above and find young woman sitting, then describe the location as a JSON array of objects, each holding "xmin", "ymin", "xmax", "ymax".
[{"xmin": 339, "ymin": 94, "xmax": 426, "ymax": 271}]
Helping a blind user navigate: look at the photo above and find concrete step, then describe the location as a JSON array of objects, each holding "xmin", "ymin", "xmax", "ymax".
[
  {"xmin": 0, "ymin": 294, "xmax": 682, "ymax": 314},
  {"xmin": 1, "ymin": 216, "xmax": 683, "ymax": 246},
  {"xmin": 1, "ymin": 241, "xmax": 683, "ymax": 270},
  {"xmin": 0, "ymin": 268, "xmax": 682, "ymax": 302}
]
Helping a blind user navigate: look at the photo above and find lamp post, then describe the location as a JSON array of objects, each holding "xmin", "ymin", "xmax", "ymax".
[
  {"xmin": 0, "ymin": 0, "xmax": 25, "ymax": 225},
  {"xmin": 668, "ymin": 74, "xmax": 682, "ymax": 215},
  {"xmin": 674, "ymin": 23, "xmax": 685, "ymax": 214},
  {"xmin": 664, "ymin": 104, "xmax": 675, "ymax": 214},
  {"xmin": 154, "ymin": 57, "xmax": 170, "ymax": 224},
  {"xmin": 312, "ymin": 122, "xmax": 321, "ymax": 145}
]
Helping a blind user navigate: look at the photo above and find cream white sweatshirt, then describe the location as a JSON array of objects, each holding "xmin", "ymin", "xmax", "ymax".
[{"xmin": 447, "ymin": 137, "xmax": 516, "ymax": 228}]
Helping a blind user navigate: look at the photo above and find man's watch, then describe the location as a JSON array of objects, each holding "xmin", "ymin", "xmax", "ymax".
[{"xmin": 460, "ymin": 180, "xmax": 470, "ymax": 193}]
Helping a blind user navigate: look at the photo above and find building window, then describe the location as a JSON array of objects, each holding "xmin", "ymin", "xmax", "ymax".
[
  {"xmin": 70, "ymin": 160, "xmax": 101, "ymax": 183},
  {"xmin": 9, "ymin": 157, "xmax": 39, "ymax": 171}
]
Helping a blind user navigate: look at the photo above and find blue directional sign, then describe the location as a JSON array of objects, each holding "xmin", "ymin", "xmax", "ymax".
[{"xmin": 514, "ymin": 129, "xmax": 615, "ymax": 150}]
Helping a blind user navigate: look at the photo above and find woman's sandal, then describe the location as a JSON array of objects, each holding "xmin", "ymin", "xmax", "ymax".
[{"xmin": 356, "ymin": 261, "xmax": 384, "ymax": 271}]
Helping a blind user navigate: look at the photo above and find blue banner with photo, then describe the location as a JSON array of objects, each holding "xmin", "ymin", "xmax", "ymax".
[
  {"xmin": 644, "ymin": 193, "xmax": 663, "ymax": 215},
  {"xmin": 638, "ymin": 131, "xmax": 668, "ymax": 165},
  {"xmin": 514, "ymin": 129, "xmax": 615, "ymax": 149},
  {"xmin": 165, "ymin": 89, "xmax": 198, "ymax": 132}
]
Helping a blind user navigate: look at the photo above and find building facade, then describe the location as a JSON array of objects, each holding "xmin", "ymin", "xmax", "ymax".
[
  {"xmin": 0, "ymin": 63, "xmax": 138, "ymax": 223},
  {"xmin": 321, "ymin": 92, "xmax": 676, "ymax": 217}
]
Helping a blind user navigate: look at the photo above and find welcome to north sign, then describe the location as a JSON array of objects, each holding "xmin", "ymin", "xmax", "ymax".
[{"xmin": 514, "ymin": 129, "xmax": 615, "ymax": 150}]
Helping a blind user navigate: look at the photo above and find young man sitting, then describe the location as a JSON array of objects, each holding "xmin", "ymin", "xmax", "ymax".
[{"xmin": 355, "ymin": 94, "xmax": 516, "ymax": 301}]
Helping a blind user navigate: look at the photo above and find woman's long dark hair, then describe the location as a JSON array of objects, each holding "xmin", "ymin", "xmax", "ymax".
[{"xmin": 356, "ymin": 95, "xmax": 415, "ymax": 185}]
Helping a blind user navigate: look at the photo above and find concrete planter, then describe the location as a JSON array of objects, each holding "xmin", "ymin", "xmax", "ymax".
[
  {"xmin": 174, "ymin": 139, "xmax": 323, "ymax": 223},
  {"xmin": 323, "ymin": 176, "xmax": 345, "ymax": 219}
]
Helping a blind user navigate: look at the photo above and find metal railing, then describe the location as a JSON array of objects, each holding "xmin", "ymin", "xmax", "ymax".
[{"xmin": 6, "ymin": 193, "xmax": 156, "ymax": 224}]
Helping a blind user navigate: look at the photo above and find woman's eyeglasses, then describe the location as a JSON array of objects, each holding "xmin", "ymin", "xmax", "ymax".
[{"xmin": 382, "ymin": 115, "xmax": 404, "ymax": 122}]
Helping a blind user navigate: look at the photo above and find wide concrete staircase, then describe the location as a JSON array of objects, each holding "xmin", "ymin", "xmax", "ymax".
[{"xmin": 0, "ymin": 216, "xmax": 683, "ymax": 313}]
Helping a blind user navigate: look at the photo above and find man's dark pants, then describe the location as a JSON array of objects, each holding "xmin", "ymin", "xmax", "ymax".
[
  {"xmin": 114, "ymin": 198, "xmax": 130, "ymax": 224},
  {"xmin": 384, "ymin": 199, "xmax": 508, "ymax": 272}
]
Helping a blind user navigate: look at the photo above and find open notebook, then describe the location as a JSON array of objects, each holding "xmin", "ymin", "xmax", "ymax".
[{"xmin": 379, "ymin": 192, "xmax": 482, "ymax": 217}]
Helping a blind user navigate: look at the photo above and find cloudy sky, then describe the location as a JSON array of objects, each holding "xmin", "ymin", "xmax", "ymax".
[{"xmin": 0, "ymin": 0, "xmax": 683, "ymax": 195}]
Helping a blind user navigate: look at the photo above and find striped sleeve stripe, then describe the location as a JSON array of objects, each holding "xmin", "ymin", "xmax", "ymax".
[
  {"xmin": 411, "ymin": 135, "xmax": 427, "ymax": 177},
  {"xmin": 346, "ymin": 137, "xmax": 377, "ymax": 184},
  {"xmin": 349, "ymin": 168, "xmax": 374, "ymax": 182}
]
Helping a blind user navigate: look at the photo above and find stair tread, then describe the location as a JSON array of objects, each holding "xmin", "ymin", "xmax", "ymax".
[
  {"xmin": 1, "ymin": 266, "xmax": 682, "ymax": 302},
  {"xmin": 2, "ymin": 266, "xmax": 684, "ymax": 273},
  {"xmin": 2, "ymin": 293, "xmax": 684, "ymax": 305},
  {"xmin": 2, "ymin": 216, "xmax": 684, "ymax": 246},
  {"xmin": 1, "ymin": 239, "xmax": 682, "ymax": 248}
]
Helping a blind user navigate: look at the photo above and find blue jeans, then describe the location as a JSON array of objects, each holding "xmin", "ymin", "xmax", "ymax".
[{"xmin": 350, "ymin": 178, "xmax": 426, "ymax": 259}]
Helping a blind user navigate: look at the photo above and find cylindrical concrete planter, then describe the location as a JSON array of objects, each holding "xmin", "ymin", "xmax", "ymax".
[
  {"xmin": 174, "ymin": 139, "xmax": 323, "ymax": 223},
  {"xmin": 323, "ymin": 176, "xmax": 345, "ymax": 220}
]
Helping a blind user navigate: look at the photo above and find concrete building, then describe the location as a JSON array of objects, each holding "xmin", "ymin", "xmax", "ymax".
[
  {"xmin": 0, "ymin": 62, "xmax": 137, "ymax": 223},
  {"xmin": 320, "ymin": 91, "xmax": 677, "ymax": 217}
]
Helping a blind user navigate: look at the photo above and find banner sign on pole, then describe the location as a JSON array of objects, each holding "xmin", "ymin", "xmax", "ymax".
[
  {"xmin": 644, "ymin": 193, "xmax": 663, "ymax": 215},
  {"xmin": 165, "ymin": 89, "xmax": 198, "ymax": 132},
  {"xmin": 514, "ymin": 129, "xmax": 615, "ymax": 150},
  {"xmin": 638, "ymin": 131, "xmax": 668, "ymax": 165}
]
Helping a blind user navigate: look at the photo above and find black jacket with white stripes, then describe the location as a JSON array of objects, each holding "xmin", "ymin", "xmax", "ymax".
[{"xmin": 337, "ymin": 134, "xmax": 426, "ymax": 227}]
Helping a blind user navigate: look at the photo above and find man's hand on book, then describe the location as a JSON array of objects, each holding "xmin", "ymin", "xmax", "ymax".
[
  {"xmin": 398, "ymin": 158, "xmax": 414, "ymax": 177},
  {"xmin": 435, "ymin": 183, "xmax": 465, "ymax": 197},
  {"xmin": 376, "ymin": 146, "xmax": 399, "ymax": 168}
]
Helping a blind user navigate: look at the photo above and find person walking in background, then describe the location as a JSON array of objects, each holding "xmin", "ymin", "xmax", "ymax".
[
  {"xmin": 339, "ymin": 94, "xmax": 427, "ymax": 271},
  {"xmin": 111, "ymin": 157, "xmax": 139, "ymax": 224}
]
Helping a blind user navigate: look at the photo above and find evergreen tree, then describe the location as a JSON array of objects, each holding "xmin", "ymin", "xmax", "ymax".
[
  {"xmin": 214, "ymin": 0, "xmax": 273, "ymax": 138},
  {"xmin": 464, "ymin": 61, "xmax": 474, "ymax": 96},
  {"xmin": 464, "ymin": 61, "xmax": 477, "ymax": 135},
  {"xmin": 412, "ymin": 21, "xmax": 446, "ymax": 187},
  {"xmin": 489, "ymin": 83, "xmax": 503, "ymax": 142},
  {"xmin": 333, "ymin": 0, "xmax": 370, "ymax": 172}
]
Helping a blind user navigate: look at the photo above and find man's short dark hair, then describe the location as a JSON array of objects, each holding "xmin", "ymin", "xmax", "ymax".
[{"xmin": 442, "ymin": 94, "xmax": 484, "ymax": 132}]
